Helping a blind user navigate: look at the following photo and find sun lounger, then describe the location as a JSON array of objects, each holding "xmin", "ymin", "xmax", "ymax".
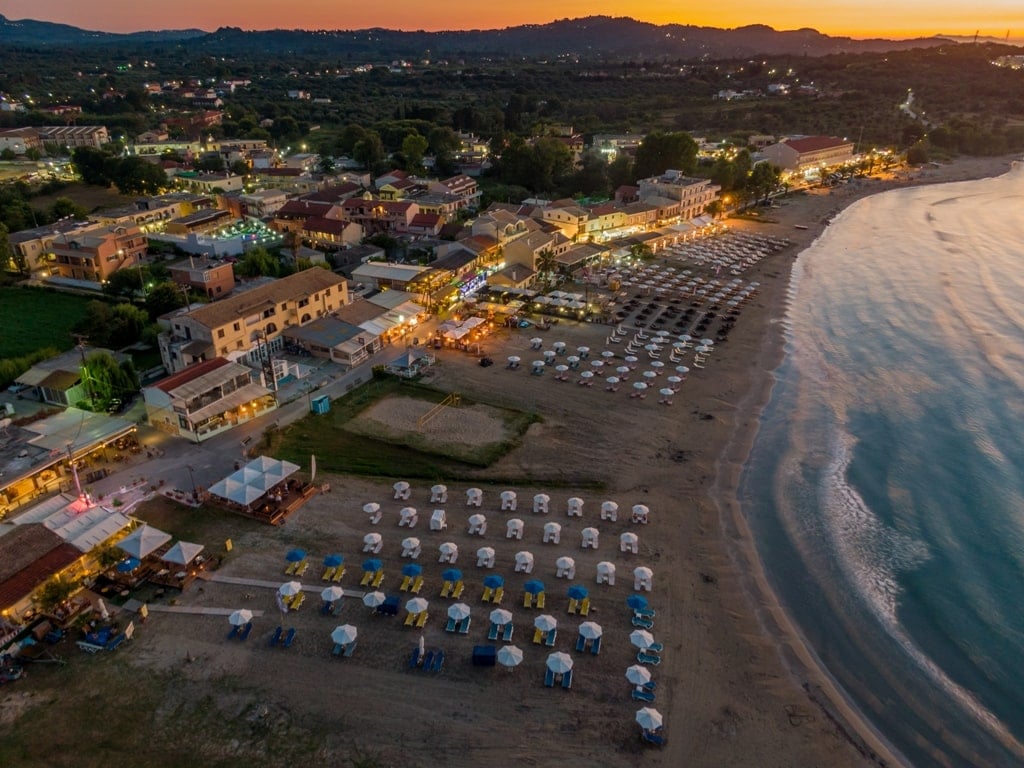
[
  {"xmin": 533, "ymin": 627, "xmax": 544, "ymax": 645},
  {"xmin": 227, "ymin": 624, "xmax": 240, "ymax": 640},
  {"xmin": 631, "ymin": 615, "xmax": 654, "ymax": 630},
  {"xmin": 281, "ymin": 593, "xmax": 294, "ymax": 609},
  {"xmin": 502, "ymin": 623, "xmax": 514, "ymax": 642},
  {"xmin": 441, "ymin": 580, "xmax": 453, "ymax": 598},
  {"xmin": 458, "ymin": 617, "xmax": 471, "ymax": 634},
  {"xmin": 405, "ymin": 612, "xmax": 418, "ymax": 627},
  {"xmin": 344, "ymin": 640, "xmax": 357, "ymax": 657},
  {"xmin": 416, "ymin": 611, "xmax": 428, "ymax": 628},
  {"xmin": 285, "ymin": 561, "xmax": 298, "ymax": 575},
  {"xmin": 452, "ymin": 581, "xmax": 465, "ymax": 599},
  {"xmin": 282, "ymin": 628, "xmax": 296, "ymax": 648},
  {"xmin": 295, "ymin": 561, "xmax": 309, "ymax": 577},
  {"xmin": 332, "ymin": 566, "xmax": 345, "ymax": 582},
  {"xmin": 430, "ymin": 650, "xmax": 445, "ymax": 672},
  {"xmin": 269, "ymin": 626, "xmax": 283, "ymax": 647},
  {"xmin": 492, "ymin": 587, "xmax": 504, "ymax": 605},
  {"xmin": 291, "ymin": 593, "xmax": 305, "ymax": 611},
  {"xmin": 636, "ymin": 650, "xmax": 661, "ymax": 666},
  {"xmin": 545, "ymin": 629, "xmax": 557, "ymax": 647},
  {"xmin": 632, "ymin": 687, "xmax": 656, "ymax": 703},
  {"xmin": 360, "ymin": 570, "xmax": 374, "ymax": 587},
  {"xmin": 488, "ymin": 622, "xmax": 500, "ymax": 641},
  {"xmin": 410, "ymin": 576, "xmax": 424, "ymax": 594},
  {"xmin": 568, "ymin": 598, "xmax": 579, "ymax": 615},
  {"xmin": 371, "ymin": 570, "xmax": 385, "ymax": 588},
  {"xmin": 647, "ymin": 642, "xmax": 664, "ymax": 653},
  {"xmin": 332, "ymin": 643, "xmax": 344, "ymax": 656},
  {"xmin": 422, "ymin": 650, "xmax": 435, "ymax": 670},
  {"xmin": 579, "ymin": 598, "xmax": 591, "ymax": 616},
  {"xmin": 320, "ymin": 601, "xmax": 333, "ymax": 615},
  {"xmin": 400, "ymin": 575, "xmax": 413, "ymax": 592},
  {"xmin": 409, "ymin": 647, "xmax": 422, "ymax": 668},
  {"xmin": 322, "ymin": 566, "xmax": 336, "ymax": 581},
  {"xmin": 446, "ymin": 617, "xmax": 459, "ymax": 633},
  {"xmin": 590, "ymin": 636, "xmax": 601, "ymax": 655},
  {"xmin": 481, "ymin": 586, "xmax": 494, "ymax": 602},
  {"xmin": 239, "ymin": 622, "xmax": 253, "ymax": 641},
  {"xmin": 523, "ymin": 593, "xmax": 534, "ymax": 608},
  {"xmin": 575, "ymin": 634, "xmax": 587, "ymax": 652},
  {"xmin": 535, "ymin": 592, "xmax": 546, "ymax": 609},
  {"xmin": 544, "ymin": 668, "xmax": 555, "ymax": 687},
  {"xmin": 561, "ymin": 669, "xmax": 573, "ymax": 689},
  {"xmin": 641, "ymin": 729, "xmax": 666, "ymax": 746},
  {"xmin": 634, "ymin": 606, "xmax": 655, "ymax": 618}
]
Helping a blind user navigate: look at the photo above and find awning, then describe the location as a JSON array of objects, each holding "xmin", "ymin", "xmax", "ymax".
[
  {"xmin": 186, "ymin": 382, "xmax": 273, "ymax": 425},
  {"xmin": 208, "ymin": 456, "xmax": 301, "ymax": 507}
]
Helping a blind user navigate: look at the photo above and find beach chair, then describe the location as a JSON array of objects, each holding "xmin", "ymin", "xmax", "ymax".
[
  {"xmin": 227, "ymin": 624, "xmax": 240, "ymax": 640},
  {"xmin": 400, "ymin": 575, "xmax": 413, "ymax": 592},
  {"xmin": 452, "ymin": 581, "xmax": 465, "ymax": 599},
  {"xmin": 481, "ymin": 586, "xmax": 494, "ymax": 602},
  {"xmin": 292, "ymin": 593, "xmax": 305, "ymax": 611},
  {"xmin": 632, "ymin": 687, "xmax": 656, "ymax": 703},
  {"xmin": 371, "ymin": 570, "xmax": 385, "ymax": 589},
  {"xmin": 410, "ymin": 576, "xmax": 424, "ymax": 594},
  {"xmin": 561, "ymin": 669, "xmax": 573, "ymax": 689},
  {"xmin": 545, "ymin": 629, "xmax": 557, "ymax": 647},
  {"xmin": 269, "ymin": 626, "xmax": 283, "ymax": 647},
  {"xmin": 416, "ymin": 611, "xmax": 428, "ymax": 628},
  {"xmin": 579, "ymin": 598, "xmax": 591, "ymax": 616},
  {"xmin": 295, "ymin": 561, "xmax": 309, "ymax": 577},
  {"xmin": 332, "ymin": 566, "xmax": 346, "ymax": 583},
  {"xmin": 322, "ymin": 566, "xmax": 336, "ymax": 581},
  {"xmin": 405, "ymin": 612, "xmax": 418, "ymax": 627},
  {"xmin": 536, "ymin": 592, "xmax": 546, "ymax": 610},
  {"xmin": 360, "ymin": 570, "xmax": 374, "ymax": 587},
  {"xmin": 281, "ymin": 593, "xmax": 295, "ymax": 609},
  {"xmin": 544, "ymin": 668, "xmax": 555, "ymax": 687},
  {"xmin": 636, "ymin": 651, "xmax": 661, "ymax": 666},
  {"xmin": 567, "ymin": 598, "xmax": 579, "ymax": 615},
  {"xmin": 282, "ymin": 628, "xmax": 297, "ymax": 649},
  {"xmin": 502, "ymin": 623, "xmax": 514, "ymax": 642},
  {"xmin": 631, "ymin": 615, "xmax": 654, "ymax": 630},
  {"xmin": 634, "ymin": 606, "xmax": 656, "ymax": 618},
  {"xmin": 523, "ymin": 593, "xmax": 534, "ymax": 608},
  {"xmin": 488, "ymin": 622, "xmax": 500, "ymax": 641},
  {"xmin": 332, "ymin": 643, "xmax": 344, "ymax": 656},
  {"xmin": 533, "ymin": 627, "xmax": 544, "ymax": 645},
  {"xmin": 285, "ymin": 561, "xmax": 298, "ymax": 576},
  {"xmin": 409, "ymin": 646, "xmax": 422, "ymax": 668},
  {"xmin": 344, "ymin": 641, "xmax": 357, "ymax": 657},
  {"xmin": 641, "ymin": 729, "xmax": 665, "ymax": 747},
  {"xmin": 441, "ymin": 580, "xmax": 454, "ymax": 598},
  {"xmin": 647, "ymin": 642, "xmax": 664, "ymax": 653},
  {"xmin": 446, "ymin": 617, "xmax": 458, "ymax": 633},
  {"xmin": 430, "ymin": 650, "xmax": 445, "ymax": 672},
  {"xmin": 458, "ymin": 617, "xmax": 471, "ymax": 635},
  {"xmin": 575, "ymin": 634, "xmax": 587, "ymax": 652},
  {"xmin": 492, "ymin": 587, "xmax": 504, "ymax": 605},
  {"xmin": 239, "ymin": 622, "xmax": 253, "ymax": 641},
  {"xmin": 422, "ymin": 650, "xmax": 435, "ymax": 670}
]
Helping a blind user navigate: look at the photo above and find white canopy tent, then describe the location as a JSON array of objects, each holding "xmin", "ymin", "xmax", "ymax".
[
  {"xmin": 162, "ymin": 540, "xmax": 205, "ymax": 566},
  {"xmin": 116, "ymin": 524, "xmax": 172, "ymax": 559},
  {"xmin": 208, "ymin": 456, "xmax": 301, "ymax": 509}
]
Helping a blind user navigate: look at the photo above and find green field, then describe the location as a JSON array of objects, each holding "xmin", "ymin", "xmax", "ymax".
[{"xmin": 0, "ymin": 286, "xmax": 93, "ymax": 359}]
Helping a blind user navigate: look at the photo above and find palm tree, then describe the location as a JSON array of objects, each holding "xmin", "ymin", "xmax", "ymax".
[{"xmin": 535, "ymin": 248, "xmax": 558, "ymax": 291}]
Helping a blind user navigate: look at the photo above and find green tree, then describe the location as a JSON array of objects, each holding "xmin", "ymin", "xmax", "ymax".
[
  {"xmin": 111, "ymin": 157, "xmax": 167, "ymax": 195},
  {"xmin": 633, "ymin": 131, "xmax": 699, "ymax": 180},
  {"xmin": 82, "ymin": 351, "xmax": 139, "ymax": 410},
  {"xmin": 49, "ymin": 197, "xmax": 88, "ymax": 221},
  {"xmin": 35, "ymin": 575, "xmax": 79, "ymax": 613},
  {"xmin": 400, "ymin": 133, "xmax": 429, "ymax": 171},
  {"xmin": 236, "ymin": 247, "xmax": 281, "ymax": 278},
  {"xmin": 0, "ymin": 147, "xmax": 16, "ymax": 161},
  {"xmin": 0, "ymin": 222, "xmax": 26, "ymax": 274},
  {"xmin": 144, "ymin": 282, "xmax": 187, "ymax": 320},
  {"xmin": 230, "ymin": 159, "xmax": 251, "ymax": 176},
  {"xmin": 353, "ymin": 132, "xmax": 385, "ymax": 168},
  {"xmin": 318, "ymin": 156, "xmax": 336, "ymax": 175},
  {"xmin": 71, "ymin": 146, "xmax": 114, "ymax": 187},
  {"xmin": 746, "ymin": 162, "xmax": 781, "ymax": 203},
  {"xmin": 536, "ymin": 248, "xmax": 558, "ymax": 291},
  {"xmin": 194, "ymin": 154, "xmax": 226, "ymax": 173}
]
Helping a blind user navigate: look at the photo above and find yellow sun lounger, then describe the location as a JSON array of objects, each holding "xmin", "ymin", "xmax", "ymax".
[
  {"xmin": 536, "ymin": 592, "xmax": 546, "ymax": 610},
  {"xmin": 579, "ymin": 597, "xmax": 591, "ymax": 616},
  {"xmin": 360, "ymin": 570, "xmax": 374, "ymax": 587},
  {"xmin": 332, "ymin": 566, "xmax": 345, "ymax": 583},
  {"xmin": 371, "ymin": 570, "xmax": 385, "ymax": 589},
  {"xmin": 404, "ymin": 612, "xmax": 417, "ymax": 627},
  {"xmin": 291, "ymin": 592, "xmax": 305, "ymax": 611},
  {"xmin": 295, "ymin": 561, "xmax": 309, "ymax": 577},
  {"xmin": 416, "ymin": 611, "xmax": 428, "ymax": 628},
  {"xmin": 285, "ymin": 561, "xmax": 298, "ymax": 576},
  {"xmin": 568, "ymin": 598, "xmax": 579, "ymax": 614},
  {"xmin": 441, "ymin": 580, "xmax": 454, "ymax": 598},
  {"xmin": 492, "ymin": 587, "xmax": 504, "ymax": 605},
  {"xmin": 410, "ymin": 576, "xmax": 424, "ymax": 594},
  {"xmin": 452, "ymin": 581, "xmax": 465, "ymax": 599},
  {"xmin": 322, "ymin": 567, "xmax": 336, "ymax": 581},
  {"xmin": 523, "ymin": 593, "xmax": 534, "ymax": 608},
  {"xmin": 481, "ymin": 586, "xmax": 494, "ymax": 602},
  {"xmin": 532, "ymin": 627, "xmax": 544, "ymax": 644},
  {"xmin": 400, "ymin": 575, "xmax": 413, "ymax": 592}
]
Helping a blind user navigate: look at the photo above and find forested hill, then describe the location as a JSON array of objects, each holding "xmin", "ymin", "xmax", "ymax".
[{"xmin": 0, "ymin": 14, "xmax": 954, "ymax": 59}]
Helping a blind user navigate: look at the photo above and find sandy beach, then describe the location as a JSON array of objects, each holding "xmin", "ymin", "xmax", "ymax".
[{"xmin": 7, "ymin": 156, "xmax": 1019, "ymax": 768}]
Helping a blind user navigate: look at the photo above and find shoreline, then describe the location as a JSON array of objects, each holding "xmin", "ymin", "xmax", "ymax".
[{"xmin": 709, "ymin": 154, "xmax": 1024, "ymax": 768}]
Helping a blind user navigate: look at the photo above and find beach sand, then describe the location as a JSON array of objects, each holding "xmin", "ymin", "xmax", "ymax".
[{"xmin": 30, "ymin": 156, "xmax": 1018, "ymax": 768}]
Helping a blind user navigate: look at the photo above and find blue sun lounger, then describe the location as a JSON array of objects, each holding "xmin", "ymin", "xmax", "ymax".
[
  {"xmin": 409, "ymin": 647, "xmax": 422, "ymax": 668},
  {"xmin": 631, "ymin": 615, "xmax": 654, "ymax": 630},
  {"xmin": 422, "ymin": 650, "xmax": 435, "ymax": 670},
  {"xmin": 282, "ymin": 628, "xmax": 297, "ymax": 648},
  {"xmin": 636, "ymin": 650, "xmax": 661, "ymax": 666},
  {"xmin": 544, "ymin": 629, "xmax": 557, "ymax": 647},
  {"xmin": 488, "ymin": 622, "xmax": 500, "ymax": 641},
  {"xmin": 333, "ymin": 643, "xmax": 344, "ymax": 656},
  {"xmin": 590, "ymin": 636, "xmax": 601, "ymax": 655},
  {"xmin": 269, "ymin": 626, "xmax": 283, "ymax": 647},
  {"xmin": 227, "ymin": 624, "xmax": 240, "ymax": 640},
  {"xmin": 575, "ymin": 634, "xmax": 587, "ymax": 653},
  {"xmin": 632, "ymin": 687, "xmax": 656, "ymax": 703},
  {"xmin": 458, "ymin": 617, "xmax": 471, "ymax": 634},
  {"xmin": 238, "ymin": 622, "xmax": 253, "ymax": 641},
  {"xmin": 544, "ymin": 668, "xmax": 555, "ymax": 687},
  {"xmin": 446, "ymin": 617, "xmax": 459, "ymax": 633},
  {"xmin": 501, "ymin": 623, "xmax": 514, "ymax": 642},
  {"xmin": 561, "ymin": 669, "xmax": 573, "ymax": 689},
  {"xmin": 641, "ymin": 728, "xmax": 666, "ymax": 746},
  {"xmin": 344, "ymin": 640, "xmax": 357, "ymax": 657},
  {"xmin": 430, "ymin": 650, "xmax": 445, "ymax": 672}
]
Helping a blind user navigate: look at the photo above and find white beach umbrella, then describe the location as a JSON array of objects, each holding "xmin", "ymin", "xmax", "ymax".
[
  {"xmin": 556, "ymin": 556, "xmax": 575, "ymax": 570},
  {"xmin": 630, "ymin": 629, "xmax": 656, "ymax": 649},
  {"xmin": 497, "ymin": 644, "xmax": 524, "ymax": 668},
  {"xmin": 634, "ymin": 566, "xmax": 654, "ymax": 581},
  {"xmin": 331, "ymin": 624, "xmax": 358, "ymax": 645},
  {"xmin": 401, "ymin": 536, "xmax": 420, "ymax": 550},
  {"xmin": 447, "ymin": 602, "xmax": 471, "ymax": 621},
  {"xmin": 278, "ymin": 581, "xmax": 302, "ymax": 597},
  {"xmin": 625, "ymin": 664, "xmax": 652, "ymax": 686},
  {"xmin": 406, "ymin": 597, "xmax": 429, "ymax": 614},
  {"xmin": 321, "ymin": 585, "xmax": 344, "ymax": 602},
  {"xmin": 636, "ymin": 707, "xmax": 663, "ymax": 731},
  {"xmin": 362, "ymin": 591, "xmax": 385, "ymax": 608},
  {"xmin": 546, "ymin": 651, "xmax": 574, "ymax": 674},
  {"xmin": 633, "ymin": 382, "xmax": 648, "ymax": 392},
  {"xmin": 534, "ymin": 614, "xmax": 558, "ymax": 632},
  {"xmin": 578, "ymin": 621, "xmax": 603, "ymax": 640},
  {"xmin": 228, "ymin": 609, "xmax": 253, "ymax": 626},
  {"xmin": 363, "ymin": 502, "xmax": 380, "ymax": 515},
  {"xmin": 490, "ymin": 608, "xmax": 513, "ymax": 625}
]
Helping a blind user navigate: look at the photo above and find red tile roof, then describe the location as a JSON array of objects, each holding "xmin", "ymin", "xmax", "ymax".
[
  {"xmin": 784, "ymin": 135, "xmax": 853, "ymax": 153},
  {"xmin": 154, "ymin": 357, "xmax": 231, "ymax": 393},
  {"xmin": 0, "ymin": 525, "xmax": 82, "ymax": 610}
]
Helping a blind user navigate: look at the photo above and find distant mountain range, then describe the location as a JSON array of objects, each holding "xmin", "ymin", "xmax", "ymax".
[{"xmin": 0, "ymin": 14, "xmax": 958, "ymax": 59}]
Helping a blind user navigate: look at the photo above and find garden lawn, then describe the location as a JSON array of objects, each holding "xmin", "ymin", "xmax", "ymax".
[{"xmin": 0, "ymin": 287, "xmax": 93, "ymax": 359}]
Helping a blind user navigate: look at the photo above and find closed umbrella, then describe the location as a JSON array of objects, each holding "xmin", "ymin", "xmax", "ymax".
[
  {"xmin": 546, "ymin": 651, "xmax": 574, "ymax": 674},
  {"xmin": 331, "ymin": 624, "xmax": 358, "ymax": 645},
  {"xmin": 278, "ymin": 581, "xmax": 302, "ymax": 597},
  {"xmin": 321, "ymin": 585, "xmax": 344, "ymax": 602},
  {"xmin": 489, "ymin": 608, "xmax": 513, "ymax": 626},
  {"xmin": 406, "ymin": 597, "xmax": 429, "ymax": 614},
  {"xmin": 626, "ymin": 664, "xmax": 652, "ymax": 686},
  {"xmin": 447, "ymin": 602, "xmax": 471, "ymax": 621},
  {"xmin": 534, "ymin": 614, "xmax": 557, "ymax": 632},
  {"xmin": 362, "ymin": 591, "xmax": 385, "ymax": 608},
  {"xmin": 578, "ymin": 621, "xmax": 603, "ymax": 640},
  {"xmin": 636, "ymin": 707, "xmax": 663, "ymax": 731},
  {"xmin": 483, "ymin": 574, "xmax": 504, "ymax": 589},
  {"xmin": 630, "ymin": 629, "xmax": 656, "ymax": 649},
  {"xmin": 497, "ymin": 644, "xmax": 524, "ymax": 668},
  {"xmin": 228, "ymin": 609, "xmax": 253, "ymax": 626}
]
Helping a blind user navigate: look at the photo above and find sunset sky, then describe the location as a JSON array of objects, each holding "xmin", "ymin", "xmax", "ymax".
[{"xmin": 5, "ymin": 1, "xmax": 1023, "ymax": 42}]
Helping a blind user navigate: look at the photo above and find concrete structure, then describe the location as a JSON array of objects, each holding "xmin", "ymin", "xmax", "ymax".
[
  {"xmin": 50, "ymin": 222, "xmax": 147, "ymax": 283},
  {"xmin": 239, "ymin": 189, "xmax": 288, "ymax": 219},
  {"xmin": 158, "ymin": 269, "xmax": 349, "ymax": 373},
  {"xmin": 637, "ymin": 171, "xmax": 720, "ymax": 222},
  {"xmin": 14, "ymin": 347, "xmax": 125, "ymax": 408},
  {"xmin": 36, "ymin": 125, "xmax": 110, "ymax": 149},
  {"xmin": 167, "ymin": 256, "xmax": 236, "ymax": 299},
  {"xmin": 350, "ymin": 262, "xmax": 430, "ymax": 292},
  {"xmin": 282, "ymin": 316, "xmax": 383, "ymax": 369},
  {"xmin": 759, "ymin": 135, "xmax": 855, "ymax": 173},
  {"xmin": 143, "ymin": 357, "xmax": 276, "ymax": 443}
]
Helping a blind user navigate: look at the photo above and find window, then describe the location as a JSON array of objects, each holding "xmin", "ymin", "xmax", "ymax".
[
  {"xmin": 233, "ymin": 322, "xmax": 240, "ymax": 331},
  {"xmin": 217, "ymin": 329, "xmax": 225, "ymax": 339}
]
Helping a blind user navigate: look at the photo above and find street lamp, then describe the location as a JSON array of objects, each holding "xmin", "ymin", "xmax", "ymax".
[{"xmin": 186, "ymin": 464, "xmax": 197, "ymax": 502}]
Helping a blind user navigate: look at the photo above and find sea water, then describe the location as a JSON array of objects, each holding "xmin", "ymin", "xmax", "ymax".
[{"xmin": 740, "ymin": 162, "xmax": 1024, "ymax": 767}]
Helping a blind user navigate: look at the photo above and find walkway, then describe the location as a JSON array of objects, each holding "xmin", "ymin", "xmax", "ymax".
[{"xmin": 142, "ymin": 605, "xmax": 266, "ymax": 617}]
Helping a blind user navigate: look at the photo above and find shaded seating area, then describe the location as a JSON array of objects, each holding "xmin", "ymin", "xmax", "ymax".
[{"xmin": 207, "ymin": 456, "xmax": 312, "ymax": 525}]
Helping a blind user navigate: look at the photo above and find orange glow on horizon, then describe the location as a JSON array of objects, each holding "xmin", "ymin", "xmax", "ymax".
[{"xmin": 4, "ymin": 2, "xmax": 1024, "ymax": 43}]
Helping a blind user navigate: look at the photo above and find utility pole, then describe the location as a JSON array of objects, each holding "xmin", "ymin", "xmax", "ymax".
[
  {"xmin": 66, "ymin": 442, "xmax": 84, "ymax": 500},
  {"xmin": 73, "ymin": 333, "xmax": 95, "ymax": 408}
]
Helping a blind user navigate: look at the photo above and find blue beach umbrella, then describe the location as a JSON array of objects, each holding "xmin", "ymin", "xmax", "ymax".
[
  {"xmin": 286, "ymin": 548, "xmax": 307, "ymax": 563},
  {"xmin": 523, "ymin": 579, "xmax": 545, "ymax": 595},
  {"xmin": 483, "ymin": 574, "xmax": 505, "ymax": 589},
  {"xmin": 323, "ymin": 554, "xmax": 344, "ymax": 568},
  {"xmin": 116, "ymin": 556, "xmax": 141, "ymax": 573},
  {"xmin": 401, "ymin": 563, "xmax": 423, "ymax": 577},
  {"xmin": 441, "ymin": 568, "xmax": 463, "ymax": 582},
  {"xmin": 626, "ymin": 594, "xmax": 649, "ymax": 611},
  {"xmin": 567, "ymin": 584, "xmax": 589, "ymax": 601},
  {"xmin": 361, "ymin": 558, "xmax": 383, "ymax": 573}
]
